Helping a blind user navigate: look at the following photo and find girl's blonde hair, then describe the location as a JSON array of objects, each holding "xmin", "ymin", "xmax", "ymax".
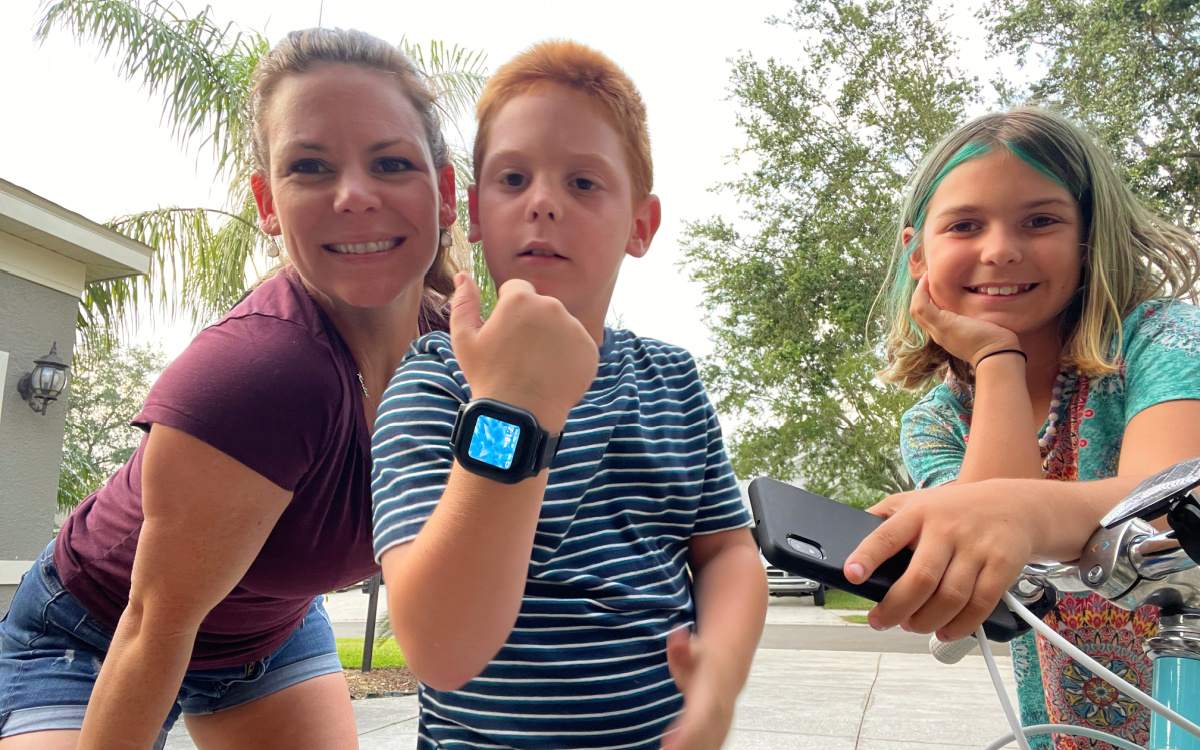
[
  {"xmin": 247, "ymin": 27, "xmax": 462, "ymax": 300},
  {"xmin": 879, "ymin": 107, "xmax": 1200, "ymax": 392}
]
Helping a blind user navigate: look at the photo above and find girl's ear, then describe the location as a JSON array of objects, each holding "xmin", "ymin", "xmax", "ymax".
[{"xmin": 904, "ymin": 227, "xmax": 926, "ymax": 279}]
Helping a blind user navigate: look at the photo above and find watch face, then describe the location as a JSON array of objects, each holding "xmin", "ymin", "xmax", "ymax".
[{"xmin": 468, "ymin": 414, "xmax": 523, "ymax": 470}]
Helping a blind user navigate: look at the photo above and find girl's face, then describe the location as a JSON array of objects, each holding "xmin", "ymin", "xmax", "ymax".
[
  {"xmin": 251, "ymin": 63, "xmax": 456, "ymax": 311},
  {"xmin": 908, "ymin": 149, "xmax": 1083, "ymax": 340}
]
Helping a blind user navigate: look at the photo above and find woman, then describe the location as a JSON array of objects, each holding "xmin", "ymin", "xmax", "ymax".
[{"xmin": 0, "ymin": 28, "xmax": 459, "ymax": 750}]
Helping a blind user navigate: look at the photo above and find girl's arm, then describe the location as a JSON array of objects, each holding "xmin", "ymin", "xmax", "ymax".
[
  {"xmin": 908, "ymin": 275, "xmax": 1043, "ymax": 482},
  {"xmin": 846, "ymin": 398, "xmax": 1200, "ymax": 641},
  {"xmin": 955, "ymin": 352, "xmax": 1043, "ymax": 481},
  {"xmin": 79, "ymin": 425, "xmax": 293, "ymax": 750}
]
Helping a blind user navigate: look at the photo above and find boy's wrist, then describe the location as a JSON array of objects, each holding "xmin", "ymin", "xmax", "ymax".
[{"xmin": 468, "ymin": 388, "xmax": 570, "ymax": 434}]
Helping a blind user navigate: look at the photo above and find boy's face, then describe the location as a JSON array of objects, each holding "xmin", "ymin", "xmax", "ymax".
[{"xmin": 468, "ymin": 84, "xmax": 660, "ymax": 328}]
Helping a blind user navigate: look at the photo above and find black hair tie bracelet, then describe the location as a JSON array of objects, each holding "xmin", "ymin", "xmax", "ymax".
[{"xmin": 973, "ymin": 348, "xmax": 1027, "ymax": 370}]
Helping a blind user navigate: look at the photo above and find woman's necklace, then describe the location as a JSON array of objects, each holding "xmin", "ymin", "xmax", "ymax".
[{"xmin": 357, "ymin": 372, "xmax": 369, "ymax": 399}]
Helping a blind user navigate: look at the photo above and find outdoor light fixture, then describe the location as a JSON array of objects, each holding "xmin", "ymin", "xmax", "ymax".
[{"xmin": 16, "ymin": 343, "xmax": 70, "ymax": 415}]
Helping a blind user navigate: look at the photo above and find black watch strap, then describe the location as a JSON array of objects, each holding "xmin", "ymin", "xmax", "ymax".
[{"xmin": 533, "ymin": 429, "xmax": 562, "ymax": 474}]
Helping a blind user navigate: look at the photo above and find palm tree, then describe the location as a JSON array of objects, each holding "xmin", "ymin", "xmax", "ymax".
[{"xmin": 36, "ymin": 0, "xmax": 490, "ymax": 342}]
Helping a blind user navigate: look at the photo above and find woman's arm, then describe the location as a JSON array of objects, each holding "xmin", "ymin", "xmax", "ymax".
[
  {"xmin": 78, "ymin": 425, "xmax": 292, "ymax": 750},
  {"xmin": 846, "ymin": 398, "xmax": 1200, "ymax": 641}
]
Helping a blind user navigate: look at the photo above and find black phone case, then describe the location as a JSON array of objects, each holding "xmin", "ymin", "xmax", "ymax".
[{"xmin": 748, "ymin": 477, "xmax": 1028, "ymax": 642}]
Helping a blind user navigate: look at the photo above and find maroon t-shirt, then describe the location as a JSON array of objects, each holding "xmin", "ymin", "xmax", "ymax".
[{"xmin": 54, "ymin": 267, "xmax": 447, "ymax": 668}]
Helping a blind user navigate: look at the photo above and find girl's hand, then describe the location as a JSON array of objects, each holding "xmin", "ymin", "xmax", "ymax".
[
  {"xmin": 844, "ymin": 481, "xmax": 1043, "ymax": 641},
  {"xmin": 450, "ymin": 273, "xmax": 599, "ymax": 433},
  {"xmin": 911, "ymin": 275, "xmax": 1021, "ymax": 367}
]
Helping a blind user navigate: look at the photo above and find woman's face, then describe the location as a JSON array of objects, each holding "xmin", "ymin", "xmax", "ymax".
[
  {"xmin": 908, "ymin": 149, "xmax": 1083, "ymax": 340},
  {"xmin": 251, "ymin": 63, "xmax": 456, "ymax": 311}
]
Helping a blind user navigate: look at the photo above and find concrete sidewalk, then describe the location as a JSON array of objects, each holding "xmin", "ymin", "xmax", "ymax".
[
  {"xmin": 326, "ymin": 586, "xmax": 864, "ymax": 636},
  {"xmin": 330, "ymin": 587, "xmax": 946, "ymax": 653},
  {"xmin": 160, "ymin": 592, "xmax": 1023, "ymax": 748},
  {"xmin": 324, "ymin": 586, "xmax": 866, "ymax": 631},
  {"xmin": 163, "ymin": 647, "xmax": 1020, "ymax": 749}
]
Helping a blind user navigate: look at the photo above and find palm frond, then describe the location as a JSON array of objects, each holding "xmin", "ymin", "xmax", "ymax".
[
  {"xmin": 449, "ymin": 145, "xmax": 476, "ymax": 192},
  {"xmin": 36, "ymin": 0, "xmax": 266, "ymax": 178},
  {"xmin": 78, "ymin": 205, "xmax": 268, "ymax": 342},
  {"xmin": 183, "ymin": 195, "xmax": 269, "ymax": 321},
  {"xmin": 401, "ymin": 39, "xmax": 489, "ymax": 125}
]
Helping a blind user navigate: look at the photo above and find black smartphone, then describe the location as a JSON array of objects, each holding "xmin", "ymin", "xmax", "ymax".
[{"xmin": 748, "ymin": 477, "xmax": 1030, "ymax": 642}]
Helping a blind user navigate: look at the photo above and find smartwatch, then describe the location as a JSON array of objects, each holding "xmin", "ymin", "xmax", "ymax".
[{"xmin": 449, "ymin": 398, "xmax": 562, "ymax": 484}]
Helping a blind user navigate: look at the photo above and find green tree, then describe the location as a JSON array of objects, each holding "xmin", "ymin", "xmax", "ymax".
[
  {"xmin": 58, "ymin": 341, "xmax": 169, "ymax": 511},
  {"xmin": 683, "ymin": 0, "xmax": 981, "ymax": 504},
  {"xmin": 36, "ymin": 0, "xmax": 492, "ymax": 340},
  {"xmin": 982, "ymin": 0, "xmax": 1200, "ymax": 226}
]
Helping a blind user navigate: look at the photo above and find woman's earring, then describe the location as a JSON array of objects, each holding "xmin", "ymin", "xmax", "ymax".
[
  {"xmin": 267, "ymin": 238, "xmax": 281, "ymax": 258},
  {"xmin": 439, "ymin": 228, "xmax": 453, "ymax": 248}
]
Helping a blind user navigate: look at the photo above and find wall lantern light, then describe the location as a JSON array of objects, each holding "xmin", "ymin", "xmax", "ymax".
[{"xmin": 16, "ymin": 343, "xmax": 70, "ymax": 415}]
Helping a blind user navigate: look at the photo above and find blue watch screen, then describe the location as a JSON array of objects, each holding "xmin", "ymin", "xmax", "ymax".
[{"xmin": 469, "ymin": 415, "xmax": 522, "ymax": 470}]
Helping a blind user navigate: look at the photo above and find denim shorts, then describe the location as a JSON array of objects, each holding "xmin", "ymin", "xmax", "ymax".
[{"xmin": 0, "ymin": 541, "xmax": 344, "ymax": 748}]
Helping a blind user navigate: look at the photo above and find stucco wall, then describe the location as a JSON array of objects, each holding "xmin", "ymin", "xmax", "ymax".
[{"xmin": 0, "ymin": 269, "xmax": 77, "ymax": 614}]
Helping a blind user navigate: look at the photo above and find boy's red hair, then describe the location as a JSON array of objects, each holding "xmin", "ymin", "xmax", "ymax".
[{"xmin": 473, "ymin": 40, "xmax": 653, "ymax": 200}]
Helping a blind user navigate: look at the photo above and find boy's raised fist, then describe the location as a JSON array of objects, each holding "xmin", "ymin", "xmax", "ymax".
[{"xmin": 450, "ymin": 273, "xmax": 599, "ymax": 433}]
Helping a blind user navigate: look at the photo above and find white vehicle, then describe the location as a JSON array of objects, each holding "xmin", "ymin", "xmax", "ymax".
[{"xmin": 761, "ymin": 553, "xmax": 826, "ymax": 606}]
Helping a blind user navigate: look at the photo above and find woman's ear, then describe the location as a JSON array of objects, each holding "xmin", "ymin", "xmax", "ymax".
[
  {"xmin": 904, "ymin": 227, "xmax": 926, "ymax": 279},
  {"xmin": 437, "ymin": 164, "xmax": 457, "ymax": 228},
  {"xmin": 251, "ymin": 172, "xmax": 281, "ymax": 236}
]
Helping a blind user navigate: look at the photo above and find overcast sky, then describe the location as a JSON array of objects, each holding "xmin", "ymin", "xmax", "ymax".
[{"xmin": 0, "ymin": 0, "xmax": 1005, "ymax": 360}]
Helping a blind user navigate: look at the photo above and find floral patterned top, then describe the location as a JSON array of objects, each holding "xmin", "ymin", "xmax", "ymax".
[{"xmin": 901, "ymin": 299, "xmax": 1200, "ymax": 750}]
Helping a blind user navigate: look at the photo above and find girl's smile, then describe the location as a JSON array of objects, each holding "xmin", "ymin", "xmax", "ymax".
[{"xmin": 966, "ymin": 283, "xmax": 1038, "ymax": 297}]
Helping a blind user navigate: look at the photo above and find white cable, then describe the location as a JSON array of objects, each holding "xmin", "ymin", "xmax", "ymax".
[
  {"xmin": 976, "ymin": 623, "xmax": 1033, "ymax": 750},
  {"xmin": 1003, "ymin": 591, "xmax": 1200, "ymax": 740},
  {"xmin": 983, "ymin": 724, "xmax": 1145, "ymax": 750}
]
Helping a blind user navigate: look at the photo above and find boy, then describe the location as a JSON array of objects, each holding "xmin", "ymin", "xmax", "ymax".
[{"xmin": 371, "ymin": 41, "xmax": 767, "ymax": 750}]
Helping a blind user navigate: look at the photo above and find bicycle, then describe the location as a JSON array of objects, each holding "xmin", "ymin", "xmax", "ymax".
[{"xmin": 750, "ymin": 458, "xmax": 1200, "ymax": 750}]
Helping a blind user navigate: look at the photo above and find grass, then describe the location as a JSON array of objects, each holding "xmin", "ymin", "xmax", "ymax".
[
  {"xmin": 337, "ymin": 590, "xmax": 876, "ymax": 666},
  {"xmin": 822, "ymin": 588, "xmax": 876, "ymax": 611},
  {"xmin": 336, "ymin": 638, "xmax": 407, "ymax": 669}
]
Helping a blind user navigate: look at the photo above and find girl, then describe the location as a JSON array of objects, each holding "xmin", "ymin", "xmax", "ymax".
[{"xmin": 847, "ymin": 108, "xmax": 1200, "ymax": 749}]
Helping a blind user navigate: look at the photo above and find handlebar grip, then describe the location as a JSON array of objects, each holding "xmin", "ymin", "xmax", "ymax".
[{"xmin": 929, "ymin": 634, "xmax": 978, "ymax": 664}]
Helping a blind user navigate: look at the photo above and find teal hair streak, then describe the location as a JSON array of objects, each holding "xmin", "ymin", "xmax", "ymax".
[
  {"xmin": 889, "ymin": 138, "xmax": 1074, "ymax": 333},
  {"xmin": 1005, "ymin": 141, "xmax": 1072, "ymax": 195},
  {"xmin": 911, "ymin": 141, "xmax": 993, "ymax": 232}
]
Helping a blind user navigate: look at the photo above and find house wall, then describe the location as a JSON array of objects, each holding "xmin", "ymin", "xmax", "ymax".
[{"xmin": 0, "ymin": 269, "xmax": 77, "ymax": 614}]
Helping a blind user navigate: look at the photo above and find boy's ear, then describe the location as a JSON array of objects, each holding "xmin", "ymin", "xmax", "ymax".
[
  {"xmin": 625, "ymin": 194, "xmax": 661, "ymax": 259},
  {"xmin": 904, "ymin": 227, "xmax": 926, "ymax": 279},
  {"xmin": 466, "ymin": 184, "xmax": 482, "ymax": 244},
  {"xmin": 251, "ymin": 172, "xmax": 281, "ymax": 236}
]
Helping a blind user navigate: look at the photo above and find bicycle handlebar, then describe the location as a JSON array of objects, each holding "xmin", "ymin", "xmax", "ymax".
[{"xmin": 933, "ymin": 516, "xmax": 1200, "ymax": 664}]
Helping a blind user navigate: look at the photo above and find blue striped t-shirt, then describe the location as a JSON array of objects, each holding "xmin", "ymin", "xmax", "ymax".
[{"xmin": 371, "ymin": 328, "xmax": 750, "ymax": 750}]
